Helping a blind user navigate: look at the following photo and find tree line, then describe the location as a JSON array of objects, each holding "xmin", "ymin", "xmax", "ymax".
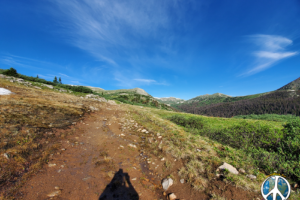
[{"xmin": 177, "ymin": 90, "xmax": 300, "ymax": 117}]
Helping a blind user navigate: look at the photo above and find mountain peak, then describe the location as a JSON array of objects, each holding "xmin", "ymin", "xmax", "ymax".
[{"xmin": 277, "ymin": 77, "xmax": 300, "ymax": 91}]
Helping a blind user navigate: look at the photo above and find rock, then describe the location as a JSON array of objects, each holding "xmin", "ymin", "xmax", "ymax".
[
  {"xmin": 162, "ymin": 178, "xmax": 173, "ymax": 191},
  {"xmin": 119, "ymin": 145, "xmax": 124, "ymax": 148},
  {"xmin": 48, "ymin": 163, "xmax": 56, "ymax": 167},
  {"xmin": 247, "ymin": 174, "xmax": 257, "ymax": 180},
  {"xmin": 196, "ymin": 148, "xmax": 201, "ymax": 152},
  {"xmin": 72, "ymin": 122, "xmax": 76, "ymax": 125},
  {"xmin": 43, "ymin": 84, "xmax": 53, "ymax": 89},
  {"xmin": 59, "ymin": 89, "xmax": 67, "ymax": 92},
  {"xmin": 161, "ymin": 158, "xmax": 165, "ymax": 161},
  {"xmin": 158, "ymin": 136, "xmax": 162, "ymax": 139},
  {"xmin": 128, "ymin": 144, "xmax": 137, "ymax": 148},
  {"xmin": 54, "ymin": 186, "xmax": 60, "ymax": 190},
  {"xmin": 217, "ymin": 162, "xmax": 239, "ymax": 175},
  {"xmin": 33, "ymin": 86, "xmax": 41, "ymax": 89},
  {"xmin": 82, "ymin": 177, "xmax": 91, "ymax": 181},
  {"xmin": 47, "ymin": 190, "xmax": 61, "ymax": 197},
  {"xmin": 141, "ymin": 129, "xmax": 147, "ymax": 133},
  {"xmin": 180, "ymin": 179, "xmax": 184, "ymax": 184},
  {"xmin": 168, "ymin": 193, "xmax": 176, "ymax": 200},
  {"xmin": 132, "ymin": 178, "xmax": 137, "ymax": 181},
  {"xmin": 294, "ymin": 183, "xmax": 298, "ymax": 188},
  {"xmin": 239, "ymin": 168, "xmax": 246, "ymax": 174},
  {"xmin": 3, "ymin": 153, "xmax": 9, "ymax": 159},
  {"xmin": 120, "ymin": 134, "xmax": 125, "ymax": 137},
  {"xmin": 148, "ymin": 138, "xmax": 153, "ymax": 143}
]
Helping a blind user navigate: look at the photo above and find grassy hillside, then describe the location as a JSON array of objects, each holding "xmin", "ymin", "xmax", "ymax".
[
  {"xmin": 127, "ymin": 105, "xmax": 300, "ymax": 199},
  {"xmin": 1, "ymin": 68, "xmax": 174, "ymax": 111},
  {"xmin": 100, "ymin": 91, "xmax": 176, "ymax": 111}
]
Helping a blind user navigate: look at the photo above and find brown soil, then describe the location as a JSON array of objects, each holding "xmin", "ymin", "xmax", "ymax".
[{"xmin": 15, "ymin": 104, "xmax": 263, "ymax": 200}]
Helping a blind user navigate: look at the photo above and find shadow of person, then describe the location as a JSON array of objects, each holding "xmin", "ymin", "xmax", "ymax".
[{"xmin": 99, "ymin": 169, "xmax": 139, "ymax": 200}]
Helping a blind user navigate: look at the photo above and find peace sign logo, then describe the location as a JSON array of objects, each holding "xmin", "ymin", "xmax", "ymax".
[{"xmin": 261, "ymin": 175, "xmax": 291, "ymax": 200}]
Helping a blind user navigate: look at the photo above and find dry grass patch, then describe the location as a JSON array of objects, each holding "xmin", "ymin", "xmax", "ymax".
[{"xmin": 0, "ymin": 78, "xmax": 105, "ymax": 198}]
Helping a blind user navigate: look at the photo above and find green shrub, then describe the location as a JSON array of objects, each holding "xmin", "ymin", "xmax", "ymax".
[
  {"xmin": 168, "ymin": 114, "xmax": 300, "ymax": 182},
  {"xmin": 3, "ymin": 68, "xmax": 19, "ymax": 77},
  {"xmin": 233, "ymin": 114, "xmax": 300, "ymax": 122}
]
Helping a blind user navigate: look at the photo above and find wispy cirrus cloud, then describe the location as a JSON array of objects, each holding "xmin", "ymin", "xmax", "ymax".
[
  {"xmin": 49, "ymin": 0, "xmax": 178, "ymax": 66},
  {"xmin": 134, "ymin": 79, "xmax": 156, "ymax": 84},
  {"xmin": 242, "ymin": 34, "xmax": 298, "ymax": 76}
]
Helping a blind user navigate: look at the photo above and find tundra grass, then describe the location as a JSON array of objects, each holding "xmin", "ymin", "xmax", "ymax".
[
  {"xmin": 125, "ymin": 105, "xmax": 300, "ymax": 199},
  {"xmin": 0, "ymin": 78, "xmax": 105, "ymax": 199}
]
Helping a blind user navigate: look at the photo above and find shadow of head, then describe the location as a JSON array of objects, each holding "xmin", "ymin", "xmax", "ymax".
[{"xmin": 99, "ymin": 169, "xmax": 139, "ymax": 200}]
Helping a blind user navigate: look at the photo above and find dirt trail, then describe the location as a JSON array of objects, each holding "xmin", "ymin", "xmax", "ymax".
[{"xmin": 18, "ymin": 103, "xmax": 260, "ymax": 200}]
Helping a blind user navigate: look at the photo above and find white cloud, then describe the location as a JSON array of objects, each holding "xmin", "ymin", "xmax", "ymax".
[
  {"xmin": 242, "ymin": 34, "xmax": 298, "ymax": 76},
  {"xmin": 134, "ymin": 79, "xmax": 156, "ymax": 84},
  {"xmin": 50, "ymin": 0, "xmax": 177, "ymax": 66}
]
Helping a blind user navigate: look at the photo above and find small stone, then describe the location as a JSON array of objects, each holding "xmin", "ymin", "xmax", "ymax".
[
  {"xmin": 163, "ymin": 192, "xmax": 167, "ymax": 196},
  {"xmin": 294, "ymin": 183, "xmax": 298, "ymax": 188},
  {"xmin": 161, "ymin": 157, "xmax": 165, "ymax": 161},
  {"xmin": 47, "ymin": 190, "xmax": 61, "ymax": 197},
  {"xmin": 217, "ymin": 162, "xmax": 239, "ymax": 175},
  {"xmin": 120, "ymin": 134, "xmax": 125, "ymax": 137},
  {"xmin": 119, "ymin": 145, "xmax": 124, "ymax": 148},
  {"xmin": 247, "ymin": 174, "xmax": 257, "ymax": 180},
  {"xmin": 168, "ymin": 193, "xmax": 176, "ymax": 200},
  {"xmin": 162, "ymin": 178, "xmax": 173, "ymax": 191},
  {"xmin": 72, "ymin": 122, "xmax": 76, "ymax": 125},
  {"xmin": 239, "ymin": 168, "xmax": 246, "ymax": 174},
  {"xmin": 128, "ymin": 144, "xmax": 137, "ymax": 148},
  {"xmin": 54, "ymin": 186, "xmax": 60, "ymax": 190},
  {"xmin": 196, "ymin": 148, "xmax": 201, "ymax": 152},
  {"xmin": 132, "ymin": 178, "xmax": 137, "ymax": 181},
  {"xmin": 82, "ymin": 177, "xmax": 91, "ymax": 181},
  {"xmin": 158, "ymin": 136, "xmax": 162, "ymax": 139},
  {"xmin": 48, "ymin": 163, "xmax": 56, "ymax": 167},
  {"xmin": 141, "ymin": 129, "xmax": 147, "ymax": 133},
  {"xmin": 180, "ymin": 179, "xmax": 184, "ymax": 184},
  {"xmin": 3, "ymin": 153, "xmax": 9, "ymax": 159},
  {"xmin": 61, "ymin": 148, "xmax": 66, "ymax": 151}
]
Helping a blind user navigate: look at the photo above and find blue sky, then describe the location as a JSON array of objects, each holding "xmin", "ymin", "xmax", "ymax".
[{"xmin": 1, "ymin": 0, "xmax": 300, "ymax": 100}]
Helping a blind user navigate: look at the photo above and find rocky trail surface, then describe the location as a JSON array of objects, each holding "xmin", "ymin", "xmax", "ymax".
[{"xmin": 18, "ymin": 104, "xmax": 202, "ymax": 200}]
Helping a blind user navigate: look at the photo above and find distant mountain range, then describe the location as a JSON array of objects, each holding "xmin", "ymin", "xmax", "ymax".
[
  {"xmin": 84, "ymin": 76, "xmax": 300, "ymax": 117},
  {"xmin": 174, "ymin": 77, "xmax": 300, "ymax": 117}
]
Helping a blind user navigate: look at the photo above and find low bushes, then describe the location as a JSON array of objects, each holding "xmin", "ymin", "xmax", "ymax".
[
  {"xmin": 233, "ymin": 113, "xmax": 300, "ymax": 122},
  {"xmin": 168, "ymin": 114, "xmax": 300, "ymax": 181}
]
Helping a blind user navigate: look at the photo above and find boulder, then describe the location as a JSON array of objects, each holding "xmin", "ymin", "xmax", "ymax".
[
  {"xmin": 217, "ymin": 162, "xmax": 239, "ymax": 175},
  {"xmin": 162, "ymin": 178, "xmax": 173, "ymax": 191}
]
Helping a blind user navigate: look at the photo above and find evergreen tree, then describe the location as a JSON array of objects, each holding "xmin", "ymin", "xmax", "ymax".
[
  {"xmin": 3, "ymin": 67, "xmax": 18, "ymax": 77},
  {"xmin": 59, "ymin": 77, "xmax": 62, "ymax": 84},
  {"xmin": 53, "ymin": 76, "xmax": 58, "ymax": 84}
]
